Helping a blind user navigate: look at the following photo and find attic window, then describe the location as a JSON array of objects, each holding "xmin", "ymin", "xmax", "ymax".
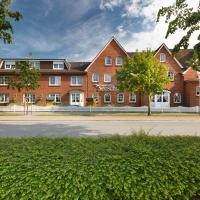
[
  {"xmin": 53, "ymin": 61, "xmax": 64, "ymax": 70},
  {"xmin": 105, "ymin": 56, "xmax": 112, "ymax": 65},
  {"xmin": 160, "ymin": 53, "xmax": 166, "ymax": 62},
  {"xmin": 5, "ymin": 61, "xmax": 16, "ymax": 69}
]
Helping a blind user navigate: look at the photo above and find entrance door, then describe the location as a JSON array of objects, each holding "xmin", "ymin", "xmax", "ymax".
[
  {"xmin": 151, "ymin": 91, "xmax": 170, "ymax": 108},
  {"xmin": 70, "ymin": 92, "xmax": 84, "ymax": 106}
]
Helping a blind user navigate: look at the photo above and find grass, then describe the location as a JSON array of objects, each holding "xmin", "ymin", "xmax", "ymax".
[{"xmin": 0, "ymin": 134, "xmax": 200, "ymax": 199}]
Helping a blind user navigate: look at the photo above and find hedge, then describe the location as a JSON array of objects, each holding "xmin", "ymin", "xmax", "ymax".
[{"xmin": 0, "ymin": 134, "xmax": 200, "ymax": 200}]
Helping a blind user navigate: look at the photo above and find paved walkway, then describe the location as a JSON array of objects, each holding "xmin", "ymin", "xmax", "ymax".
[{"xmin": 0, "ymin": 116, "xmax": 200, "ymax": 137}]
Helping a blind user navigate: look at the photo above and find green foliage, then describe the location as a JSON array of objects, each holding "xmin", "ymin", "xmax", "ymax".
[
  {"xmin": 8, "ymin": 61, "xmax": 40, "ymax": 91},
  {"xmin": 0, "ymin": 0, "xmax": 23, "ymax": 44},
  {"xmin": 116, "ymin": 51, "xmax": 170, "ymax": 115},
  {"xmin": 0, "ymin": 134, "xmax": 200, "ymax": 200},
  {"xmin": 157, "ymin": 0, "xmax": 200, "ymax": 69}
]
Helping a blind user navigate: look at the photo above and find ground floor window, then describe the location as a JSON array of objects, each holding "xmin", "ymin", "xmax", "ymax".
[
  {"xmin": 0, "ymin": 94, "xmax": 9, "ymax": 103},
  {"xmin": 196, "ymin": 86, "xmax": 200, "ymax": 96},
  {"xmin": 104, "ymin": 93, "xmax": 111, "ymax": 103},
  {"xmin": 129, "ymin": 93, "xmax": 136, "ymax": 103},
  {"xmin": 174, "ymin": 93, "xmax": 181, "ymax": 103},
  {"xmin": 48, "ymin": 94, "xmax": 61, "ymax": 103},
  {"xmin": 24, "ymin": 93, "xmax": 35, "ymax": 103},
  {"xmin": 117, "ymin": 93, "xmax": 124, "ymax": 103},
  {"xmin": 92, "ymin": 93, "xmax": 99, "ymax": 103}
]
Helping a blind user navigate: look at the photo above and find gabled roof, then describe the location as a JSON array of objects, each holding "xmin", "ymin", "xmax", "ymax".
[{"xmin": 85, "ymin": 36, "xmax": 129, "ymax": 72}]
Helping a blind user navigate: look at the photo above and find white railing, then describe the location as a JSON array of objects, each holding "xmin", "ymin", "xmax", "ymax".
[{"xmin": 0, "ymin": 105, "xmax": 199, "ymax": 113}]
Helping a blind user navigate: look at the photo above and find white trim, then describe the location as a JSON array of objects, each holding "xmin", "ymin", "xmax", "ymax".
[
  {"xmin": 92, "ymin": 73, "xmax": 99, "ymax": 83},
  {"xmin": 196, "ymin": 86, "xmax": 200, "ymax": 96},
  {"xmin": 0, "ymin": 76, "xmax": 8, "ymax": 86},
  {"xmin": 70, "ymin": 76, "xmax": 83, "ymax": 86},
  {"xmin": 115, "ymin": 56, "xmax": 123, "ymax": 66},
  {"xmin": 53, "ymin": 61, "xmax": 64, "ymax": 70},
  {"xmin": 105, "ymin": 56, "xmax": 112, "ymax": 66},
  {"xmin": 154, "ymin": 43, "xmax": 183, "ymax": 69},
  {"xmin": 174, "ymin": 92, "xmax": 182, "ymax": 103},
  {"xmin": 117, "ymin": 93, "xmax": 124, "ymax": 103},
  {"xmin": 104, "ymin": 74, "xmax": 111, "ymax": 83},
  {"xmin": 85, "ymin": 36, "xmax": 129, "ymax": 72},
  {"xmin": 182, "ymin": 67, "xmax": 191, "ymax": 74},
  {"xmin": 48, "ymin": 93, "xmax": 61, "ymax": 103},
  {"xmin": 0, "ymin": 93, "xmax": 9, "ymax": 103},
  {"xmin": 160, "ymin": 53, "xmax": 166, "ymax": 63},
  {"xmin": 49, "ymin": 76, "xmax": 61, "ymax": 86},
  {"xmin": 0, "ymin": 60, "xmax": 4, "ymax": 69},
  {"xmin": 104, "ymin": 93, "xmax": 111, "ymax": 103},
  {"xmin": 129, "ymin": 93, "xmax": 137, "ymax": 103},
  {"xmin": 167, "ymin": 71, "xmax": 175, "ymax": 81}
]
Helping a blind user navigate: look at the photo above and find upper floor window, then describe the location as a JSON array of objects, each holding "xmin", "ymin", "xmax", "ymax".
[
  {"xmin": 174, "ymin": 93, "xmax": 181, "ymax": 103},
  {"xmin": 24, "ymin": 93, "xmax": 35, "ymax": 103},
  {"xmin": 160, "ymin": 53, "xmax": 166, "ymax": 62},
  {"xmin": 116, "ymin": 56, "xmax": 123, "ymax": 65},
  {"xmin": 104, "ymin": 93, "xmax": 111, "ymax": 103},
  {"xmin": 53, "ymin": 61, "xmax": 64, "ymax": 70},
  {"xmin": 92, "ymin": 73, "xmax": 99, "ymax": 83},
  {"xmin": 0, "ymin": 76, "xmax": 9, "ymax": 85},
  {"xmin": 0, "ymin": 93, "xmax": 9, "ymax": 103},
  {"xmin": 129, "ymin": 93, "xmax": 136, "ymax": 103},
  {"xmin": 71, "ymin": 76, "xmax": 83, "ymax": 86},
  {"xmin": 48, "ymin": 94, "xmax": 61, "ymax": 103},
  {"xmin": 49, "ymin": 76, "xmax": 61, "ymax": 86},
  {"xmin": 105, "ymin": 56, "xmax": 112, "ymax": 65},
  {"xmin": 30, "ymin": 61, "xmax": 40, "ymax": 69},
  {"xmin": 104, "ymin": 74, "xmax": 111, "ymax": 83},
  {"xmin": 196, "ymin": 86, "xmax": 200, "ymax": 96},
  {"xmin": 4, "ymin": 61, "xmax": 16, "ymax": 69},
  {"xmin": 167, "ymin": 71, "xmax": 174, "ymax": 81},
  {"xmin": 117, "ymin": 93, "xmax": 124, "ymax": 103}
]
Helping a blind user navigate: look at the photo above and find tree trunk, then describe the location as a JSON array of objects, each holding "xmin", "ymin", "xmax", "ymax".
[
  {"xmin": 24, "ymin": 96, "xmax": 26, "ymax": 116},
  {"xmin": 147, "ymin": 95, "xmax": 151, "ymax": 116}
]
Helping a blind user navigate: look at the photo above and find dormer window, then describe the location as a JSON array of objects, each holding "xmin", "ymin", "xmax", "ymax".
[
  {"xmin": 5, "ymin": 61, "xmax": 16, "ymax": 69},
  {"xmin": 160, "ymin": 53, "xmax": 166, "ymax": 62},
  {"xmin": 116, "ymin": 56, "xmax": 123, "ymax": 65},
  {"xmin": 167, "ymin": 71, "xmax": 174, "ymax": 81},
  {"xmin": 105, "ymin": 56, "xmax": 112, "ymax": 65},
  {"xmin": 53, "ymin": 61, "xmax": 64, "ymax": 70},
  {"xmin": 30, "ymin": 61, "xmax": 40, "ymax": 69}
]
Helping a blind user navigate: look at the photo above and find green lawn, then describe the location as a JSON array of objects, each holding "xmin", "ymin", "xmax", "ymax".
[{"xmin": 0, "ymin": 134, "xmax": 200, "ymax": 199}]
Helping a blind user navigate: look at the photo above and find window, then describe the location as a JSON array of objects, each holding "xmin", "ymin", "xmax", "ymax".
[
  {"xmin": 92, "ymin": 73, "xmax": 99, "ymax": 82},
  {"xmin": 174, "ymin": 93, "xmax": 181, "ymax": 103},
  {"xmin": 53, "ymin": 61, "xmax": 64, "ymax": 70},
  {"xmin": 105, "ymin": 56, "xmax": 112, "ymax": 65},
  {"xmin": 71, "ymin": 76, "xmax": 83, "ymax": 86},
  {"xmin": 160, "ymin": 53, "xmax": 166, "ymax": 62},
  {"xmin": 104, "ymin": 74, "xmax": 111, "ymax": 82},
  {"xmin": 196, "ymin": 86, "xmax": 200, "ymax": 96},
  {"xmin": 49, "ymin": 76, "xmax": 61, "ymax": 86},
  {"xmin": 116, "ymin": 56, "xmax": 123, "ymax": 65},
  {"xmin": 92, "ymin": 93, "xmax": 99, "ymax": 103},
  {"xmin": 5, "ymin": 61, "xmax": 16, "ymax": 69},
  {"xmin": 104, "ymin": 93, "xmax": 111, "ymax": 103},
  {"xmin": 30, "ymin": 61, "xmax": 40, "ymax": 69},
  {"xmin": 117, "ymin": 93, "xmax": 124, "ymax": 103},
  {"xmin": 48, "ymin": 94, "xmax": 61, "ymax": 103},
  {"xmin": 129, "ymin": 93, "xmax": 136, "ymax": 103},
  {"xmin": 0, "ymin": 76, "xmax": 9, "ymax": 85},
  {"xmin": 24, "ymin": 93, "xmax": 35, "ymax": 103},
  {"xmin": 167, "ymin": 71, "xmax": 174, "ymax": 81},
  {"xmin": 0, "ymin": 94, "xmax": 9, "ymax": 103}
]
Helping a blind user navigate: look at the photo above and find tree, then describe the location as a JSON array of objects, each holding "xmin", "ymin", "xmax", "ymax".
[
  {"xmin": 8, "ymin": 61, "xmax": 40, "ymax": 115},
  {"xmin": 157, "ymin": 0, "xmax": 200, "ymax": 70},
  {"xmin": 0, "ymin": 0, "xmax": 23, "ymax": 44},
  {"xmin": 116, "ymin": 51, "xmax": 170, "ymax": 116}
]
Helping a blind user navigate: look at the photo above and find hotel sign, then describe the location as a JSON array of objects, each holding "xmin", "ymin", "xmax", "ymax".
[{"xmin": 95, "ymin": 84, "xmax": 118, "ymax": 91}]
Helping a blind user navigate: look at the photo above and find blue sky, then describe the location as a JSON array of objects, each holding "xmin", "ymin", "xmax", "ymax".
[{"xmin": 0, "ymin": 0, "xmax": 198, "ymax": 61}]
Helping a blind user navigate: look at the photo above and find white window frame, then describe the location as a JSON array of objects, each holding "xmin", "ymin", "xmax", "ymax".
[
  {"xmin": 23, "ymin": 93, "xmax": 35, "ymax": 104},
  {"xmin": 196, "ymin": 86, "xmax": 200, "ymax": 96},
  {"xmin": 117, "ymin": 93, "xmax": 124, "ymax": 103},
  {"xmin": 105, "ymin": 56, "xmax": 112, "ymax": 65},
  {"xmin": 49, "ymin": 76, "xmax": 61, "ymax": 86},
  {"xmin": 71, "ymin": 76, "xmax": 83, "ymax": 86},
  {"xmin": 0, "ymin": 76, "xmax": 9, "ymax": 86},
  {"xmin": 0, "ymin": 94, "xmax": 9, "ymax": 103},
  {"xmin": 4, "ymin": 61, "xmax": 16, "ymax": 69},
  {"xmin": 48, "ymin": 94, "xmax": 61, "ymax": 103},
  {"xmin": 53, "ymin": 61, "xmax": 64, "ymax": 70},
  {"xmin": 115, "ymin": 56, "xmax": 123, "ymax": 66},
  {"xmin": 167, "ymin": 71, "xmax": 174, "ymax": 81},
  {"xmin": 104, "ymin": 74, "xmax": 111, "ymax": 83},
  {"xmin": 30, "ymin": 61, "xmax": 40, "ymax": 69},
  {"xmin": 92, "ymin": 93, "xmax": 99, "ymax": 103},
  {"xmin": 129, "ymin": 93, "xmax": 136, "ymax": 103},
  {"xmin": 92, "ymin": 73, "xmax": 99, "ymax": 83},
  {"xmin": 160, "ymin": 53, "xmax": 166, "ymax": 62},
  {"xmin": 104, "ymin": 93, "xmax": 111, "ymax": 103},
  {"xmin": 174, "ymin": 92, "xmax": 181, "ymax": 103}
]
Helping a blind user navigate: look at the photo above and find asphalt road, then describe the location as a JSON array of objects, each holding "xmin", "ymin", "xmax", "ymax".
[{"xmin": 0, "ymin": 116, "xmax": 200, "ymax": 137}]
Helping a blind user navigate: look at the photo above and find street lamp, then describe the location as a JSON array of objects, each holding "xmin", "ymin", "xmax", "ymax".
[{"xmin": 197, "ymin": 71, "xmax": 200, "ymax": 116}]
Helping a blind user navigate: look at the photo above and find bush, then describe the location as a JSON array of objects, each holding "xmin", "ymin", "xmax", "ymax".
[{"xmin": 0, "ymin": 134, "xmax": 200, "ymax": 200}]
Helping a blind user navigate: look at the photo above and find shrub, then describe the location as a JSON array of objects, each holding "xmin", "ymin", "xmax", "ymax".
[{"xmin": 0, "ymin": 134, "xmax": 200, "ymax": 199}]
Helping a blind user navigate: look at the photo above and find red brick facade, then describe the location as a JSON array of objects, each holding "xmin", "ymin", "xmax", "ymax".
[{"xmin": 0, "ymin": 37, "xmax": 199, "ymax": 107}]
